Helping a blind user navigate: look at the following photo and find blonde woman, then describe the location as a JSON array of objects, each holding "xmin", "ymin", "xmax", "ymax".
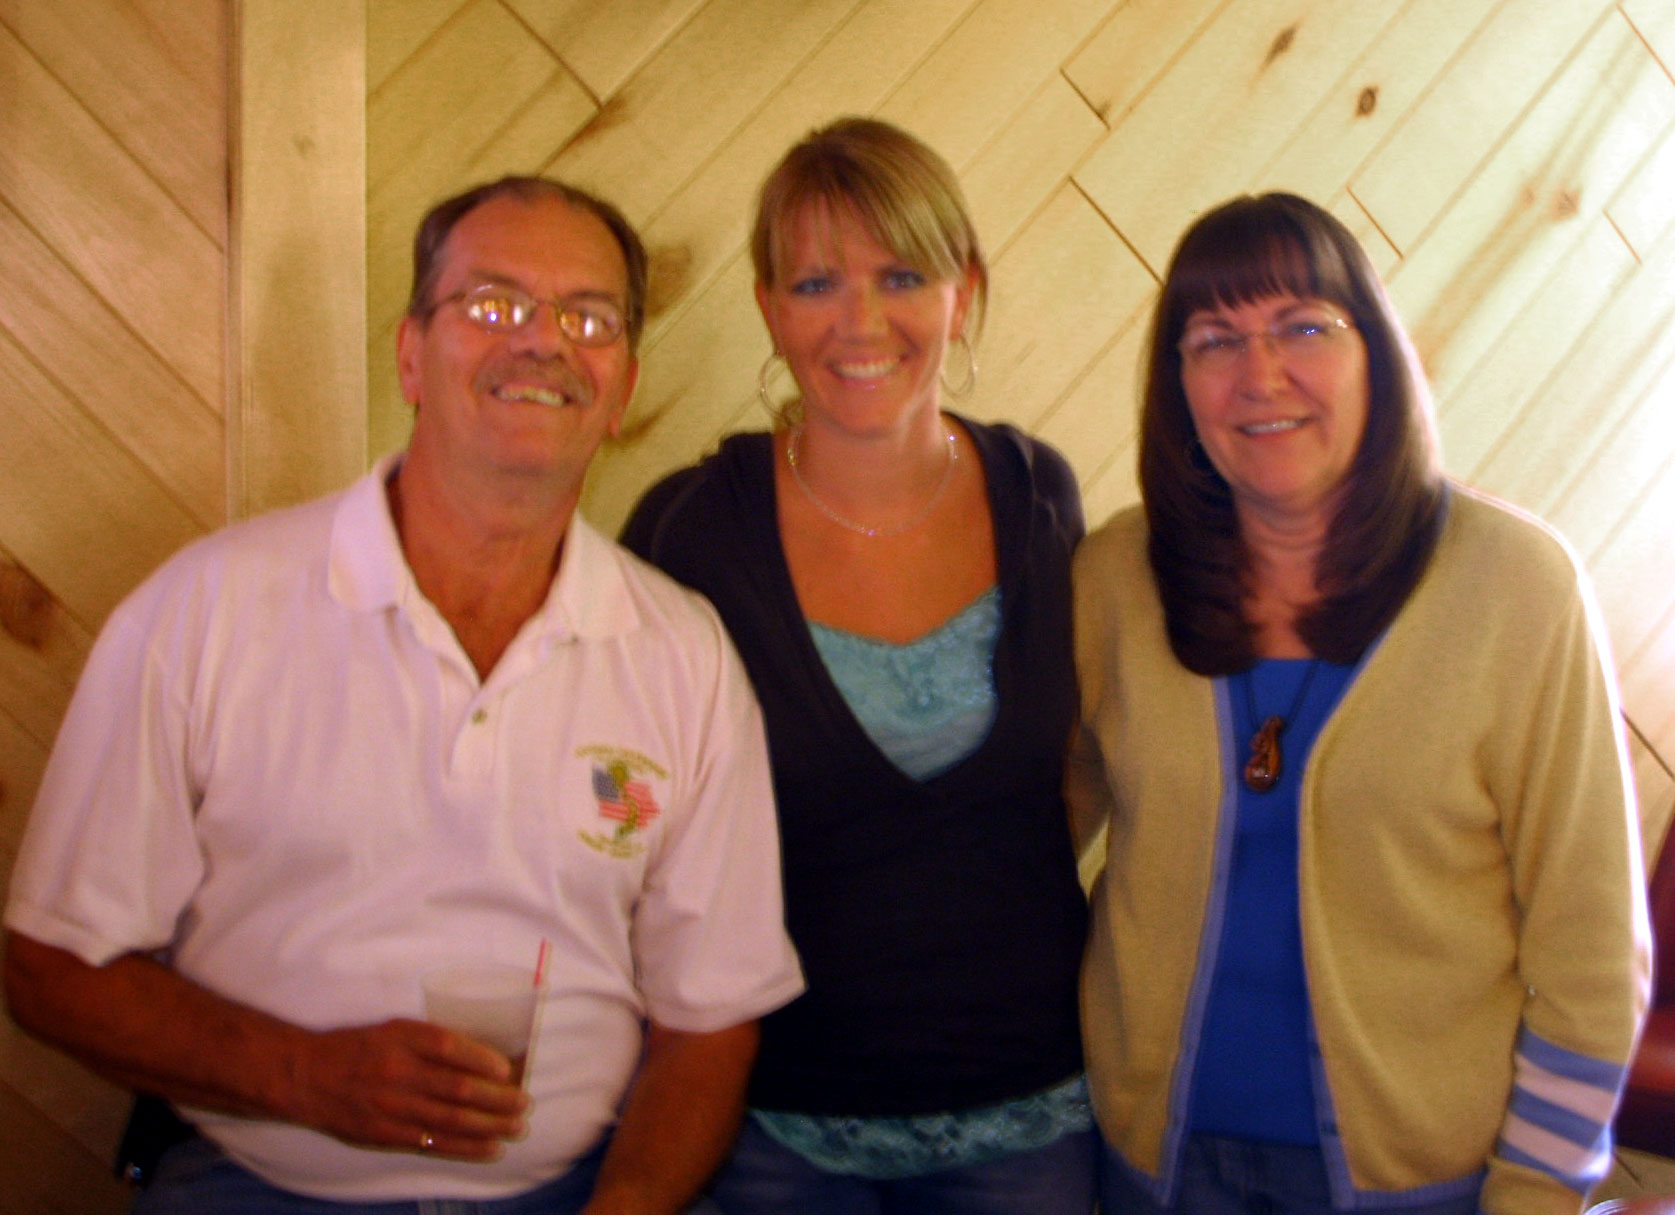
[{"xmin": 623, "ymin": 118, "xmax": 1094, "ymax": 1213}]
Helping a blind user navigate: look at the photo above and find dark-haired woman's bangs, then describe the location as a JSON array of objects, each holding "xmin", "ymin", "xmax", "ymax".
[{"xmin": 1170, "ymin": 221, "xmax": 1360, "ymax": 324}]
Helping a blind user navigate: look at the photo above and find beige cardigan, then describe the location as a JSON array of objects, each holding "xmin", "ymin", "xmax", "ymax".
[{"xmin": 1069, "ymin": 487, "xmax": 1650, "ymax": 1214}]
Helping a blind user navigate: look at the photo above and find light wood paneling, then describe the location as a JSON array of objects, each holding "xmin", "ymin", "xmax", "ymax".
[
  {"xmin": 231, "ymin": 0, "xmax": 368, "ymax": 515},
  {"xmin": 965, "ymin": 185, "xmax": 1154, "ymax": 432},
  {"xmin": 367, "ymin": 0, "xmax": 462, "ymax": 94},
  {"xmin": 0, "ymin": 1077, "xmax": 126, "ymax": 1215},
  {"xmin": 874, "ymin": 0, "xmax": 1113, "ymax": 169},
  {"xmin": 1074, "ymin": 0, "xmax": 1410, "ymax": 273},
  {"xmin": 506, "ymin": 0, "xmax": 708, "ymax": 100},
  {"xmin": 552, "ymin": 0, "xmax": 860, "ymax": 224},
  {"xmin": 1253, "ymin": 0, "xmax": 1502, "ymax": 207},
  {"xmin": 0, "ymin": 200, "xmax": 222, "ymax": 530},
  {"xmin": 0, "ymin": 24, "xmax": 223, "ymax": 408},
  {"xmin": 0, "ymin": 547, "xmax": 90, "ymax": 751},
  {"xmin": 1352, "ymin": 0, "xmax": 1615, "ymax": 252},
  {"xmin": 7, "ymin": 0, "xmax": 1675, "ymax": 1203},
  {"xmin": 1386, "ymin": 9, "xmax": 1675, "ymax": 405},
  {"xmin": 1064, "ymin": 0, "xmax": 1222, "ymax": 127}
]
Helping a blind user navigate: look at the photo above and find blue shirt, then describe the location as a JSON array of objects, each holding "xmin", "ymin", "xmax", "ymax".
[{"xmin": 1188, "ymin": 657, "xmax": 1355, "ymax": 1144}]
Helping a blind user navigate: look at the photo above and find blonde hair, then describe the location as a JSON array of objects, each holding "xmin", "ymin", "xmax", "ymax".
[{"xmin": 751, "ymin": 117, "xmax": 987, "ymax": 335}]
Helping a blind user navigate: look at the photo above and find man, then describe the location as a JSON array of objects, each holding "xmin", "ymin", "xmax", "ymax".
[{"xmin": 2, "ymin": 177, "xmax": 803, "ymax": 1214}]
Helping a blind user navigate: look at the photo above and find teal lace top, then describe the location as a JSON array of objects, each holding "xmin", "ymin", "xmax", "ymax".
[
  {"xmin": 807, "ymin": 587, "xmax": 1002, "ymax": 780},
  {"xmin": 762, "ymin": 587, "xmax": 1091, "ymax": 1177}
]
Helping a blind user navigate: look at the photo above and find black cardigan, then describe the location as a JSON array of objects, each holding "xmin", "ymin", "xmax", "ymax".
[{"xmin": 621, "ymin": 418, "xmax": 1088, "ymax": 1115}]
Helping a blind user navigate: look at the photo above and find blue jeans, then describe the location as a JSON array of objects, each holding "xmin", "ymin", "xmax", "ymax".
[
  {"xmin": 1098, "ymin": 1136, "xmax": 1482, "ymax": 1214},
  {"xmin": 130, "ymin": 1135, "xmax": 606, "ymax": 1215},
  {"xmin": 707, "ymin": 1114, "xmax": 1097, "ymax": 1214}
]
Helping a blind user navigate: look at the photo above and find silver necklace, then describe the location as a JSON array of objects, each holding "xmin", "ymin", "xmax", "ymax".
[{"xmin": 784, "ymin": 423, "xmax": 958, "ymax": 538}]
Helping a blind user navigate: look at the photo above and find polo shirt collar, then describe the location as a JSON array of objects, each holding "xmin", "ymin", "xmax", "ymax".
[{"xmin": 327, "ymin": 453, "xmax": 639, "ymax": 643}]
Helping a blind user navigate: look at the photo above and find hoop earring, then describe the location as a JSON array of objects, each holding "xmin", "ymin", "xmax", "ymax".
[
  {"xmin": 941, "ymin": 334, "xmax": 978, "ymax": 397},
  {"xmin": 758, "ymin": 351, "xmax": 794, "ymax": 422}
]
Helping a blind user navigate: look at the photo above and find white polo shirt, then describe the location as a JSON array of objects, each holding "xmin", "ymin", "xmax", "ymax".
[{"xmin": 5, "ymin": 458, "xmax": 804, "ymax": 1201}]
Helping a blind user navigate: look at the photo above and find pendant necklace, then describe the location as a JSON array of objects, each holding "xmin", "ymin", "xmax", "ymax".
[
  {"xmin": 1241, "ymin": 658, "xmax": 1322, "ymax": 793},
  {"xmin": 785, "ymin": 423, "xmax": 958, "ymax": 538}
]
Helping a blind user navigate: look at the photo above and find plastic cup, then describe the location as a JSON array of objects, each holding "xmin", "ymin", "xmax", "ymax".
[{"xmin": 421, "ymin": 963, "xmax": 538, "ymax": 1087}]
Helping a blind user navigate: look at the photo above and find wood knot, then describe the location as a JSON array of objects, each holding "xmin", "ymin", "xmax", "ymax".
[
  {"xmin": 1263, "ymin": 24, "xmax": 1297, "ymax": 68},
  {"xmin": 1356, "ymin": 85, "xmax": 1378, "ymax": 117},
  {"xmin": 0, "ymin": 562, "xmax": 53, "ymax": 650},
  {"xmin": 646, "ymin": 243, "xmax": 693, "ymax": 321},
  {"xmin": 1552, "ymin": 187, "xmax": 1581, "ymax": 219}
]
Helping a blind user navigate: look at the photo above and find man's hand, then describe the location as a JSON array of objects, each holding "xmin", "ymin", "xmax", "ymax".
[
  {"xmin": 286, "ymin": 1018, "xmax": 528, "ymax": 1157},
  {"xmin": 3, "ymin": 932, "xmax": 525, "ymax": 1157}
]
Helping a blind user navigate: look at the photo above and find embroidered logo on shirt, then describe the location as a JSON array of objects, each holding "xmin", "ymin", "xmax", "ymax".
[{"xmin": 577, "ymin": 745, "xmax": 667, "ymax": 859}]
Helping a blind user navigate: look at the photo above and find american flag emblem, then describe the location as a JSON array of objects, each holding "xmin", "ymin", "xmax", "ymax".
[{"xmin": 592, "ymin": 764, "xmax": 661, "ymax": 831}]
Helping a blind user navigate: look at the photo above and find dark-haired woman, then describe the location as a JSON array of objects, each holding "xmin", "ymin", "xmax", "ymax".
[{"xmin": 1068, "ymin": 192, "xmax": 1649, "ymax": 1215}]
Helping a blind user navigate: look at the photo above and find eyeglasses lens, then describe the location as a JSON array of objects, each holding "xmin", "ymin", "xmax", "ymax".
[{"xmin": 459, "ymin": 287, "xmax": 623, "ymax": 346}]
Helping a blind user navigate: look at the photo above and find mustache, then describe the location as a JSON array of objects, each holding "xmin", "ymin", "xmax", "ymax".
[{"xmin": 474, "ymin": 357, "xmax": 591, "ymax": 406}]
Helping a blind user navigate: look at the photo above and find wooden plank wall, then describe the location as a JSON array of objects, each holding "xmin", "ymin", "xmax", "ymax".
[
  {"xmin": 0, "ymin": 0, "xmax": 1672, "ymax": 1207},
  {"xmin": 0, "ymin": 0, "xmax": 224, "ymax": 1207},
  {"xmin": 366, "ymin": 0, "xmax": 1674, "ymax": 847}
]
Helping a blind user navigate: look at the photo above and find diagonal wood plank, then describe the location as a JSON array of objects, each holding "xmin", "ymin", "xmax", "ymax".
[
  {"xmin": 0, "ymin": 544, "xmax": 91, "ymax": 750},
  {"xmin": 1062, "ymin": 0, "xmax": 1223, "ymax": 127},
  {"xmin": 1351, "ymin": 0, "xmax": 1616, "ymax": 252},
  {"xmin": 581, "ymin": 252, "xmax": 766, "ymax": 536},
  {"xmin": 1471, "ymin": 226, "xmax": 1675, "ymax": 524},
  {"xmin": 0, "ymin": 994, "xmax": 130, "ymax": 1176},
  {"xmin": 1328, "ymin": 189, "xmax": 1400, "ymax": 277},
  {"xmin": 1074, "ymin": 0, "xmax": 1408, "ymax": 273},
  {"xmin": 1253, "ymin": 0, "xmax": 1500, "ymax": 207},
  {"xmin": 966, "ymin": 184, "xmax": 1155, "ymax": 431},
  {"xmin": 1607, "ymin": 107, "xmax": 1675, "ymax": 257},
  {"xmin": 1551, "ymin": 375, "xmax": 1675, "ymax": 651},
  {"xmin": 875, "ymin": 0, "xmax": 1112, "ymax": 169},
  {"xmin": 1439, "ymin": 217, "xmax": 1639, "ymax": 481},
  {"xmin": 0, "ymin": 200, "xmax": 222, "ymax": 529},
  {"xmin": 550, "ymin": 0, "xmax": 860, "ymax": 226},
  {"xmin": 0, "ymin": 0, "xmax": 225, "ymax": 243},
  {"xmin": 1622, "ymin": 0, "xmax": 1675, "ymax": 74},
  {"xmin": 962, "ymin": 74, "xmax": 1107, "ymax": 258},
  {"xmin": 366, "ymin": 0, "xmax": 461, "ymax": 94},
  {"xmin": 1037, "ymin": 311, "xmax": 1151, "ymax": 528},
  {"xmin": 128, "ymin": 0, "xmax": 222, "ymax": 98},
  {"xmin": 0, "ymin": 1075, "xmax": 126, "ymax": 1215},
  {"xmin": 1383, "ymin": 12, "xmax": 1675, "ymax": 408},
  {"xmin": 0, "ymin": 24, "xmax": 222, "ymax": 407},
  {"xmin": 0, "ymin": 329, "xmax": 202, "ymax": 630},
  {"xmin": 506, "ymin": 0, "xmax": 708, "ymax": 100},
  {"xmin": 0, "ymin": 701, "xmax": 49, "ymax": 873}
]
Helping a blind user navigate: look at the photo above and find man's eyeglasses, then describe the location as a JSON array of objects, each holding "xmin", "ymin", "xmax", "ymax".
[
  {"xmin": 1179, "ymin": 313, "xmax": 1354, "ymax": 372},
  {"xmin": 434, "ymin": 283, "xmax": 626, "ymax": 347}
]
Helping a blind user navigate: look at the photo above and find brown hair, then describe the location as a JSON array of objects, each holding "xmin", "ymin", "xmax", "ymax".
[
  {"xmin": 405, "ymin": 176, "xmax": 649, "ymax": 354},
  {"xmin": 1139, "ymin": 192, "xmax": 1445, "ymax": 674},
  {"xmin": 751, "ymin": 117, "xmax": 987, "ymax": 334}
]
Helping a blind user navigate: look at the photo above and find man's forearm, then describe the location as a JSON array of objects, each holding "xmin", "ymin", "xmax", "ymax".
[
  {"xmin": 585, "ymin": 1018, "xmax": 759, "ymax": 1215},
  {"xmin": 2, "ymin": 931, "xmax": 527, "ymax": 1157},
  {"xmin": 4, "ymin": 931, "xmax": 313, "ymax": 1117}
]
